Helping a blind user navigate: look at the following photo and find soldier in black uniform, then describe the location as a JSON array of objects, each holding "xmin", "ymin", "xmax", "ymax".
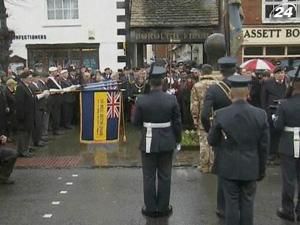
[
  {"xmin": 208, "ymin": 75, "xmax": 269, "ymax": 225},
  {"xmin": 274, "ymin": 69, "xmax": 300, "ymax": 222},
  {"xmin": 261, "ymin": 66, "xmax": 287, "ymax": 162},
  {"xmin": 133, "ymin": 64, "xmax": 182, "ymax": 218},
  {"xmin": 201, "ymin": 57, "xmax": 236, "ymax": 218}
]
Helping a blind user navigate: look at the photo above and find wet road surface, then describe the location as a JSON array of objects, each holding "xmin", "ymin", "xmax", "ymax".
[{"xmin": 0, "ymin": 167, "xmax": 296, "ymax": 225}]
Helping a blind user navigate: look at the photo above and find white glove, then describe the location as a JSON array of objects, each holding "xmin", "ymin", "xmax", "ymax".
[
  {"xmin": 43, "ymin": 90, "xmax": 50, "ymax": 98},
  {"xmin": 176, "ymin": 143, "xmax": 181, "ymax": 152},
  {"xmin": 272, "ymin": 114, "xmax": 278, "ymax": 122}
]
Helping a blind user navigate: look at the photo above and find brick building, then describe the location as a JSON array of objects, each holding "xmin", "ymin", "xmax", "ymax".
[{"xmin": 242, "ymin": 0, "xmax": 300, "ymax": 67}]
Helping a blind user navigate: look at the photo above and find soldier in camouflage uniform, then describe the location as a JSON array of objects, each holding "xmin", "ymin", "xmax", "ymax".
[{"xmin": 191, "ymin": 64, "xmax": 219, "ymax": 173}]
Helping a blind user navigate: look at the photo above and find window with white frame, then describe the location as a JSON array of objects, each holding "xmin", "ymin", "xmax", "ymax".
[
  {"xmin": 47, "ymin": 0, "xmax": 79, "ymax": 20},
  {"xmin": 263, "ymin": 0, "xmax": 300, "ymax": 23}
]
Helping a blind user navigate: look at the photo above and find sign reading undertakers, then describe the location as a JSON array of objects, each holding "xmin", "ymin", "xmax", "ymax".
[{"xmin": 130, "ymin": 28, "xmax": 215, "ymax": 43}]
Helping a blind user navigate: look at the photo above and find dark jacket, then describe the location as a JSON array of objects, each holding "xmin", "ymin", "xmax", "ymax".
[
  {"xmin": 37, "ymin": 80, "xmax": 50, "ymax": 112},
  {"xmin": 46, "ymin": 77, "xmax": 63, "ymax": 107},
  {"xmin": 15, "ymin": 81, "xmax": 35, "ymax": 131},
  {"xmin": 60, "ymin": 78, "xmax": 76, "ymax": 103},
  {"xmin": 133, "ymin": 90, "xmax": 182, "ymax": 153},
  {"xmin": 274, "ymin": 94, "xmax": 300, "ymax": 157},
  {"xmin": 201, "ymin": 79, "xmax": 232, "ymax": 132},
  {"xmin": 261, "ymin": 78, "xmax": 287, "ymax": 116},
  {"xmin": 0, "ymin": 86, "xmax": 8, "ymax": 134},
  {"xmin": 208, "ymin": 100, "xmax": 270, "ymax": 181}
]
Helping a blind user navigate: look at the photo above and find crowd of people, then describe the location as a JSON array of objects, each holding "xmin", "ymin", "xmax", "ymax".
[{"xmin": 0, "ymin": 58, "xmax": 299, "ymax": 224}]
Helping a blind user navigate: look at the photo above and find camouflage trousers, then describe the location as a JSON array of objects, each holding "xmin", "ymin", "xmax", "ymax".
[{"xmin": 198, "ymin": 131, "xmax": 214, "ymax": 173}]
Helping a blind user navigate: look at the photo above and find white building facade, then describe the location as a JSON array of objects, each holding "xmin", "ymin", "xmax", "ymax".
[{"xmin": 5, "ymin": 0, "xmax": 126, "ymax": 71}]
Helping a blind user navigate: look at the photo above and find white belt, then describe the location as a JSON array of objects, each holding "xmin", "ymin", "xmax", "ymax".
[
  {"xmin": 143, "ymin": 122, "xmax": 171, "ymax": 153},
  {"xmin": 284, "ymin": 127, "xmax": 300, "ymax": 158}
]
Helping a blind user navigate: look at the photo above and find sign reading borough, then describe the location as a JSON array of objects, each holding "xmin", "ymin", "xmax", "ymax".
[
  {"xmin": 243, "ymin": 27, "xmax": 300, "ymax": 45},
  {"xmin": 130, "ymin": 28, "xmax": 215, "ymax": 43}
]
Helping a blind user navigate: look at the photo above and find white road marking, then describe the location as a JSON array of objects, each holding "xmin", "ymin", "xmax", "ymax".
[
  {"xmin": 43, "ymin": 214, "xmax": 53, "ymax": 218},
  {"xmin": 72, "ymin": 174, "xmax": 78, "ymax": 177},
  {"xmin": 51, "ymin": 201, "xmax": 61, "ymax": 205},
  {"xmin": 66, "ymin": 182, "xmax": 73, "ymax": 185},
  {"xmin": 60, "ymin": 191, "xmax": 68, "ymax": 194}
]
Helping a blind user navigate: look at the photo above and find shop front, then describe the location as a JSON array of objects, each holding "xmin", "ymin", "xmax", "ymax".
[
  {"xmin": 242, "ymin": 26, "xmax": 300, "ymax": 68},
  {"xmin": 26, "ymin": 43, "xmax": 100, "ymax": 70}
]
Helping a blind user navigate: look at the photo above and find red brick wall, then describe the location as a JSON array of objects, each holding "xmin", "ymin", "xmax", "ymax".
[{"xmin": 242, "ymin": 0, "xmax": 262, "ymax": 25}]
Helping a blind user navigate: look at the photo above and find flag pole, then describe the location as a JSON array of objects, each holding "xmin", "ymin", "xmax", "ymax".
[{"xmin": 121, "ymin": 90, "xmax": 127, "ymax": 142}]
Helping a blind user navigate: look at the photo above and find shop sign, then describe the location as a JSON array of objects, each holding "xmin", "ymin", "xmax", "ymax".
[
  {"xmin": 13, "ymin": 34, "xmax": 47, "ymax": 40},
  {"xmin": 130, "ymin": 28, "xmax": 215, "ymax": 43},
  {"xmin": 243, "ymin": 27, "xmax": 300, "ymax": 45}
]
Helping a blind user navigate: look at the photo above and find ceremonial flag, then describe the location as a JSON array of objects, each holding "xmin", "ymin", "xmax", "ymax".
[{"xmin": 80, "ymin": 90, "xmax": 121, "ymax": 143}]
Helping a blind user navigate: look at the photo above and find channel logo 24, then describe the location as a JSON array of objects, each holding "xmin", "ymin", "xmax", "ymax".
[{"xmin": 269, "ymin": 3, "xmax": 297, "ymax": 19}]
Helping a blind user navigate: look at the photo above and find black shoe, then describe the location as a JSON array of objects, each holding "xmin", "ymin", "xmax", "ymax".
[
  {"xmin": 277, "ymin": 208, "xmax": 295, "ymax": 222},
  {"xmin": 141, "ymin": 206, "xmax": 157, "ymax": 218},
  {"xmin": 34, "ymin": 142, "xmax": 46, "ymax": 147},
  {"xmin": 19, "ymin": 153, "xmax": 34, "ymax": 158},
  {"xmin": 40, "ymin": 138, "xmax": 49, "ymax": 142},
  {"xmin": 0, "ymin": 178, "xmax": 15, "ymax": 185},
  {"xmin": 216, "ymin": 209, "xmax": 225, "ymax": 218},
  {"xmin": 53, "ymin": 131, "xmax": 64, "ymax": 136},
  {"xmin": 157, "ymin": 205, "xmax": 173, "ymax": 217},
  {"xmin": 64, "ymin": 126, "xmax": 73, "ymax": 130}
]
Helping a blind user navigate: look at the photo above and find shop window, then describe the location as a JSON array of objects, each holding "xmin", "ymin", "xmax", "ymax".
[
  {"xmin": 244, "ymin": 47, "xmax": 263, "ymax": 56},
  {"xmin": 266, "ymin": 46, "xmax": 285, "ymax": 55},
  {"xmin": 47, "ymin": 0, "xmax": 79, "ymax": 20},
  {"xmin": 288, "ymin": 46, "xmax": 300, "ymax": 55},
  {"xmin": 263, "ymin": 0, "xmax": 300, "ymax": 23}
]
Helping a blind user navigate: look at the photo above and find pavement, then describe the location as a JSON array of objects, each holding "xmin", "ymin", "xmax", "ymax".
[
  {"xmin": 14, "ymin": 125, "xmax": 199, "ymax": 169},
  {"xmin": 1, "ymin": 125, "xmax": 296, "ymax": 225},
  {"xmin": 0, "ymin": 167, "xmax": 296, "ymax": 225}
]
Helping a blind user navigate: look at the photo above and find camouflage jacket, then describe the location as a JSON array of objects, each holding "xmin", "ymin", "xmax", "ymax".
[{"xmin": 190, "ymin": 75, "xmax": 221, "ymax": 131}]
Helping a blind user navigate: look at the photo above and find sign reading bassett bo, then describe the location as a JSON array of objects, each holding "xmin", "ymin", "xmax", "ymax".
[{"xmin": 243, "ymin": 27, "xmax": 300, "ymax": 45}]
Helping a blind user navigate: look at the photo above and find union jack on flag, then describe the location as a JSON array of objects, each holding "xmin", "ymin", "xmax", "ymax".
[{"xmin": 107, "ymin": 92, "xmax": 121, "ymax": 119}]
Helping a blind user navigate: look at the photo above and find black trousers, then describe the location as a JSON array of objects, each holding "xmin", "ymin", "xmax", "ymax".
[
  {"xmin": 280, "ymin": 155, "xmax": 300, "ymax": 215},
  {"xmin": 49, "ymin": 101, "xmax": 62, "ymax": 132},
  {"xmin": 223, "ymin": 178, "xmax": 257, "ymax": 225},
  {"xmin": 0, "ymin": 147, "xmax": 18, "ymax": 180},
  {"xmin": 217, "ymin": 176, "xmax": 225, "ymax": 214},
  {"xmin": 61, "ymin": 102, "xmax": 74, "ymax": 127},
  {"xmin": 269, "ymin": 126, "xmax": 281, "ymax": 156},
  {"xmin": 141, "ymin": 151, "xmax": 173, "ymax": 212},
  {"xmin": 32, "ymin": 110, "xmax": 43, "ymax": 145},
  {"xmin": 17, "ymin": 130, "xmax": 32, "ymax": 155}
]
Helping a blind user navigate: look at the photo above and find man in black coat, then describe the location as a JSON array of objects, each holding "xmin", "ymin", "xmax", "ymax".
[
  {"xmin": 0, "ymin": 134, "xmax": 18, "ymax": 185},
  {"xmin": 274, "ymin": 69, "xmax": 300, "ymax": 222},
  {"xmin": 60, "ymin": 70, "xmax": 76, "ymax": 129},
  {"xmin": 47, "ymin": 67, "xmax": 63, "ymax": 135},
  {"xmin": 5, "ymin": 78, "xmax": 17, "ymax": 140},
  {"xmin": 37, "ymin": 72, "xmax": 50, "ymax": 139},
  {"xmin": 201, "ymin": 57, "xmax": 236, "ymax": 218},
  {"xmin": 261, "ymin": 66, "xmax": 287, "ymax": 161},
  {"xmin": 29, "ymin": 73, "xmax": 50, "ymax": 147},
  {"xmin": 15, "ymin": 71, "xmax": 36, "ymax": 157},
  {"xmin": 208, "ymin": 75, "xmax": 270, "ymax": 225},
  {"xmin": 133, "ymin": 64, "xmax": 182, "ymax": 218}
]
